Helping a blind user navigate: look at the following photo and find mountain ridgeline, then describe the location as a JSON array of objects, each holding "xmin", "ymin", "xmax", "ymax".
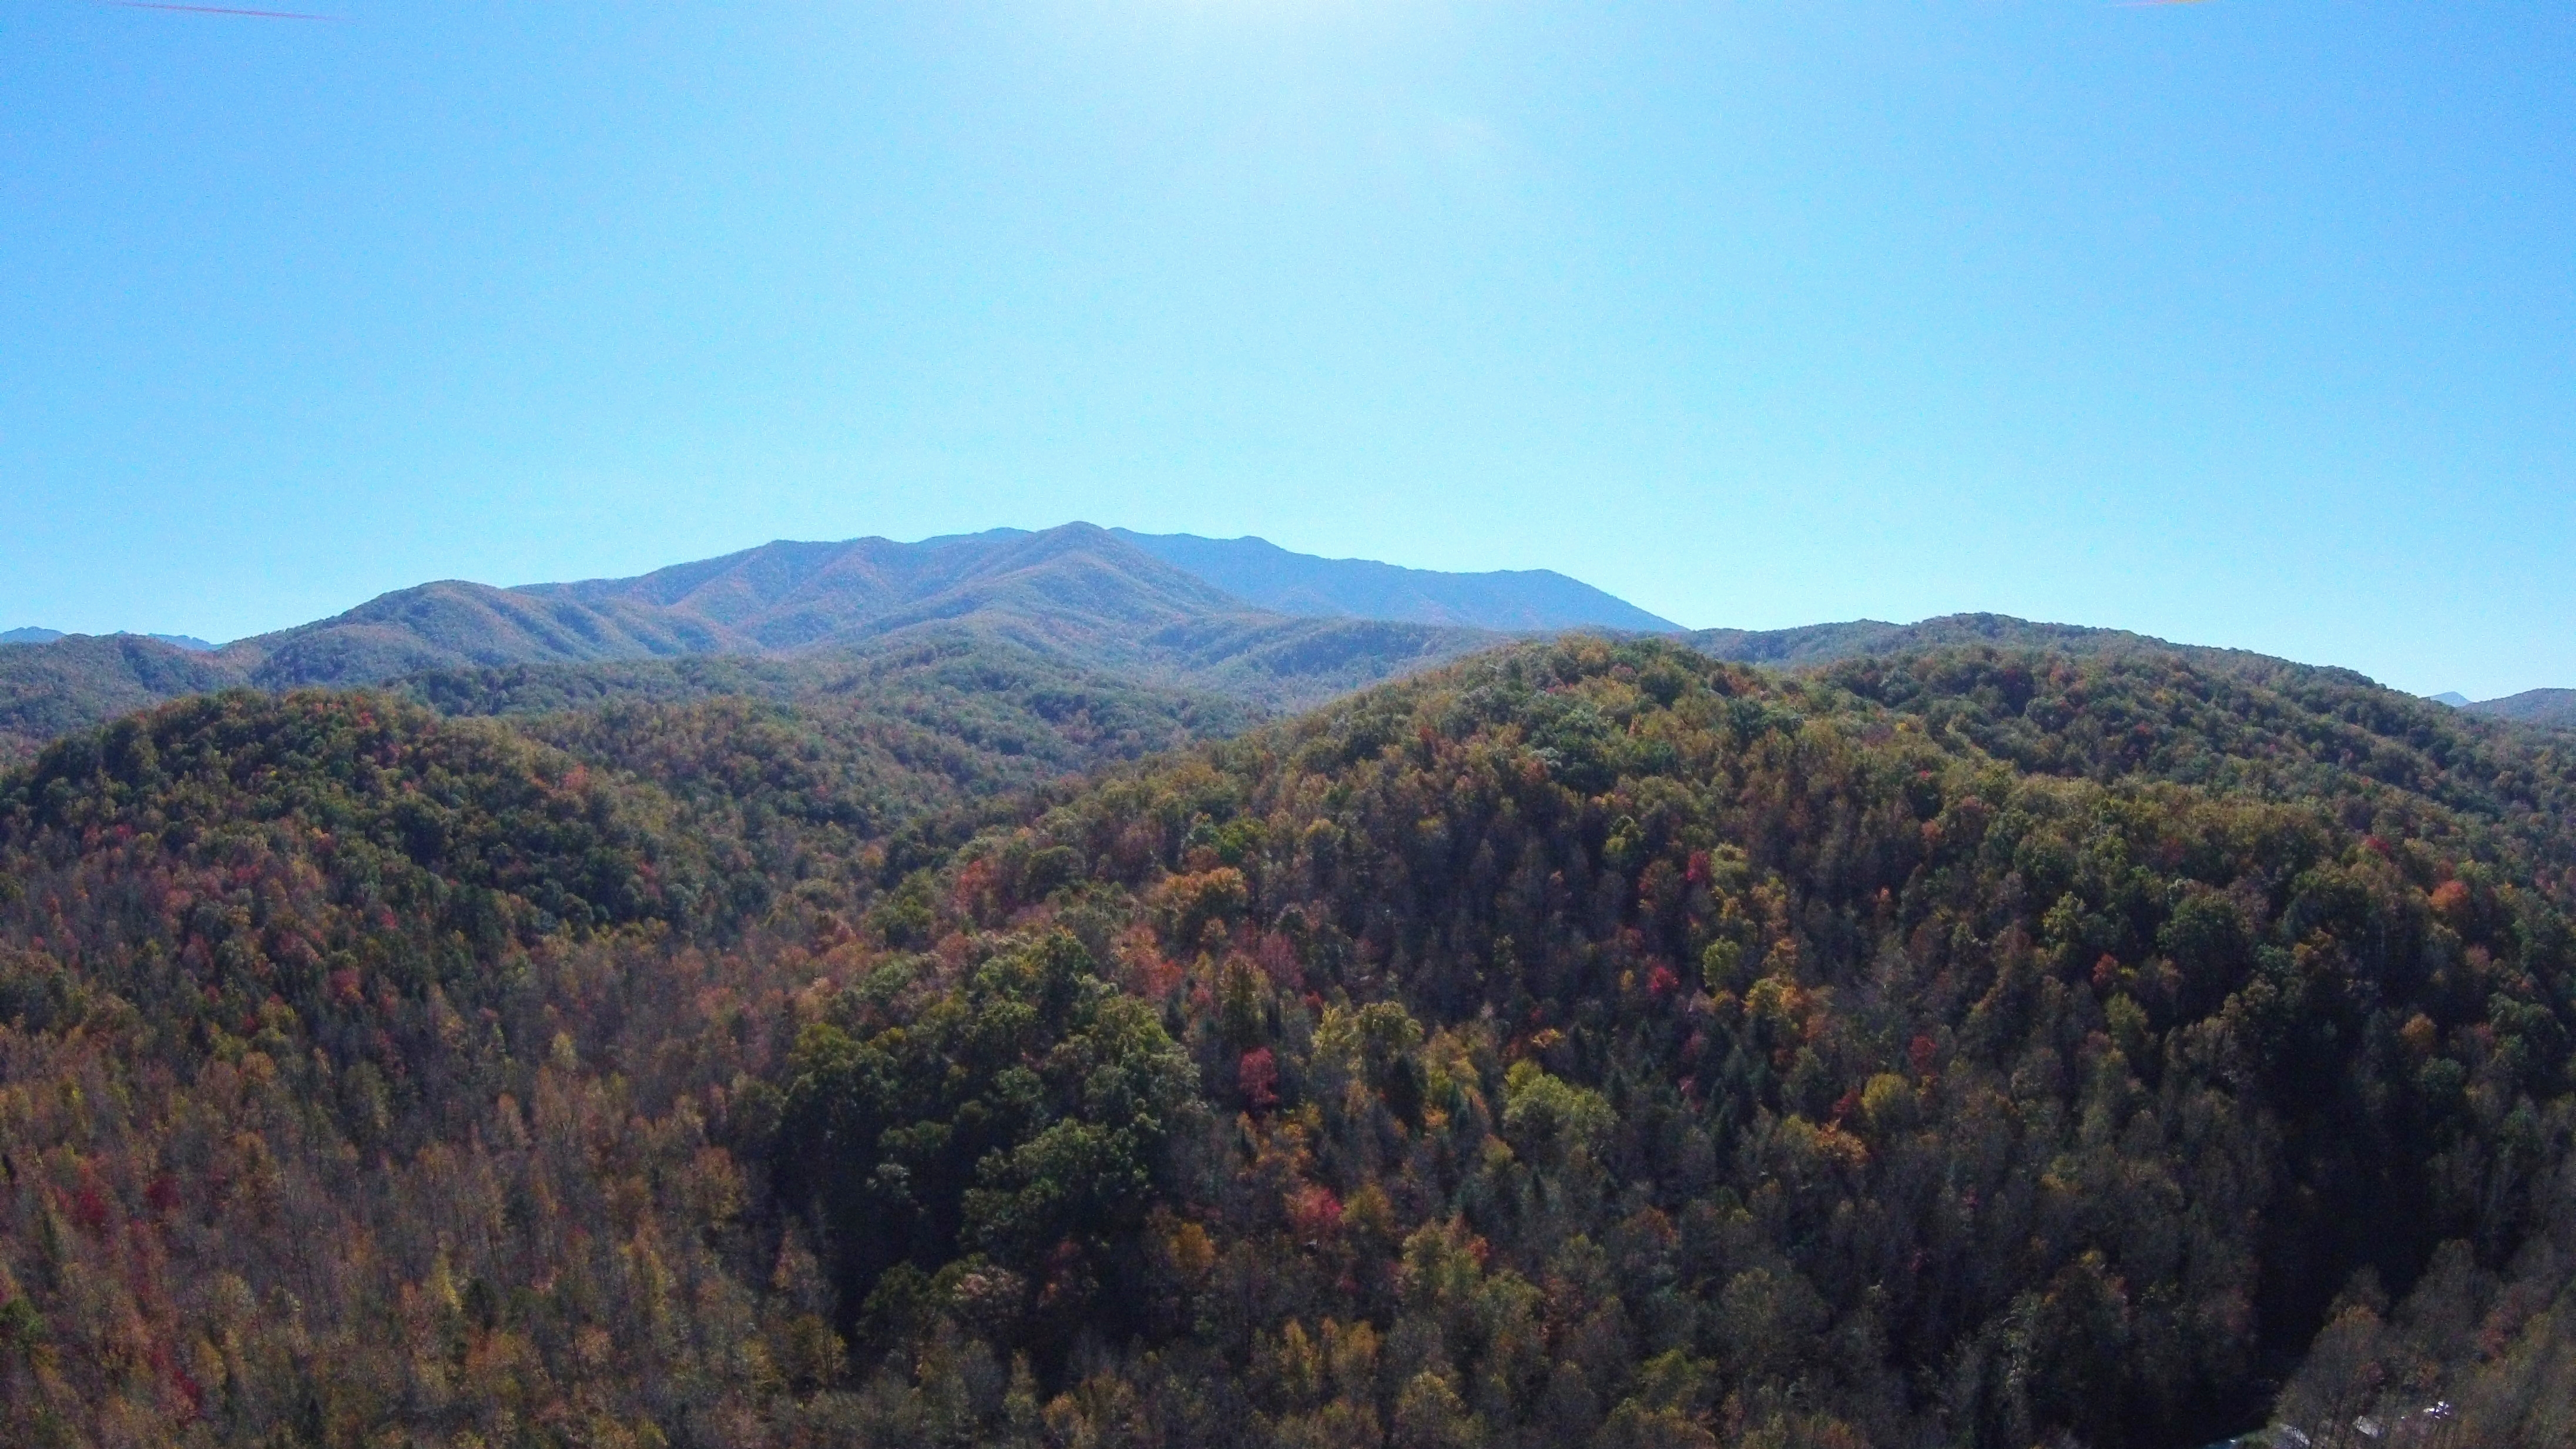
[
  {"xmin": 2470, "ymin": 690, "xmax": 2576, "ymax": 729},
  {"xmin": 26, "ymin": 521, "xmax": 2558, "ymax": 773},
  {"xmin": 1, "ymin": 629, "xmax": 2572, "ymax": 1448},
  {"xmin": 1106, "ymin": 529, "xmax": 1681, "ymax": 632},
  {"xmin": 6, "ymin": 524, "xmax": 1683, "ymax": 759}
]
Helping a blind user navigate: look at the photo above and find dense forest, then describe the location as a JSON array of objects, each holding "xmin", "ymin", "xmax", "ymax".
[{"xmin": 1, "ymin": 638, "xmax": 2571, "ymax": 1447}]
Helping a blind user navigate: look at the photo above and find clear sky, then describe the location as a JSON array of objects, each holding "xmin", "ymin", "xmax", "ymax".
[{"xmin": 4, "ymin": 2, "xmax": 2570, "ymax": 697}]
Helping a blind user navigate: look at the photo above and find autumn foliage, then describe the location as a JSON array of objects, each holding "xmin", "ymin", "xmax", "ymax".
[{"xmin": 2, "ymin": 639, "xmax": 2574, "ymax": 1447}]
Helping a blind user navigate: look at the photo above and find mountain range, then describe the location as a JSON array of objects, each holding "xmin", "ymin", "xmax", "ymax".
[
  {"xmin": 9, "ymin": 524, "xmax": 2572, "ymax": 766},
  {"xmin": 0, "ymin": 525, "xmax": 1535, "ymax": 756},
  {"xmin": 6, "ymin": 524, "xmax": 1659, "ymax": 670}
]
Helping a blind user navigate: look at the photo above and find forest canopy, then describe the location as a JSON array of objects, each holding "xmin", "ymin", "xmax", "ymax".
[{"xmin": 0, "ymin": 638, "xmax": 2571, "ymax": 1448}]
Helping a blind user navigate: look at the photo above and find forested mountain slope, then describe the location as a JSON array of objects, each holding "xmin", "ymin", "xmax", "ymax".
[
  {"xmin": 0, "ymin": 633, "xmax": 244, "ymax": 766},
  {"xmin": 0, "ymin": 649, "xmax": 1253, "ymax": 1446},
  {"xmin": 2471, "ymin": 690, "xmax": 2576, "ymax": 729},
  {"xmin": 531, "ymin": 524, "xmax": 1249, "ymax": 650},
  {"xmin": 232, "ymin": 580, "xmax": 759, "ymax": 686},
  {"xmin": 2, "ymin": 639, "xmax": 2572, "ymax": 1447},
  {"xmin": 426, "ymin": 633, "xmax": 1263, "ymax": 883},
  {"xmin": 780, "ymin": 638, "xmax": 2572, "ymax": 1449},
  {"xmin": 400, "ymin": 631, "xmax": 1255, "ymax": 750},
  {"xmin": 226, "ymin": 525, "xmax": 1500, "ymax": 702},
  {"xmin": 0, "ymin": 527, "xmax": 1506, "ymax": 751}
]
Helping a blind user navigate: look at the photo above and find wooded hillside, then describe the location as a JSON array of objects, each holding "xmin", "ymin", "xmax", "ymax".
[{"xmin": 1, "ymin": 639, "xmax": 2570, "ymax": 1447}]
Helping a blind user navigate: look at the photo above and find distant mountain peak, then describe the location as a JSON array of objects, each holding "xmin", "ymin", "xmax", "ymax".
[
  {"xmin": 1, "ymin": 627, "xmax": 65, "ymax": 646},
  {"xmin": 2430, "ymin": 691, "xmax": 2471, "ymax": 707}
]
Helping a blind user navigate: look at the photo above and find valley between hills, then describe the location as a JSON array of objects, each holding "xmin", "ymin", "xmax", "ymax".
[{"xmin": 2, "ymin": 528, "xmax": 2573, "ymax": 1448}]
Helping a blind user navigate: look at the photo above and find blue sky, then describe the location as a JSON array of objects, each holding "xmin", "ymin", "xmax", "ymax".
[{"xmin": 3, "ymin": 2, "xmax": 2570, "ymax": 697}]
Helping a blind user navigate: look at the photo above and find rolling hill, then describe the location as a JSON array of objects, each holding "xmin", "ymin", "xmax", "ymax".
[
  {"xmin": 0, "ymin": 632, "xmax": 246, "ymax": 763},
  {"xmin": 1681, "ymin": 611, "xmax": 2299, "ymax": 673}
]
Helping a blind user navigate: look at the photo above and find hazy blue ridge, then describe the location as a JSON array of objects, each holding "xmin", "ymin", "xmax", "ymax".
[
  {"xmin": 6, "ymin": 628, "xmax": 213, "ymax": 650},
  {"xmin": 1109, "ymin": 528, "xmax": 1681, "ymax": 632},
  {"xmin": 2430, "ymin": 691, "xmax": 2472, "ymax": 707}
]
